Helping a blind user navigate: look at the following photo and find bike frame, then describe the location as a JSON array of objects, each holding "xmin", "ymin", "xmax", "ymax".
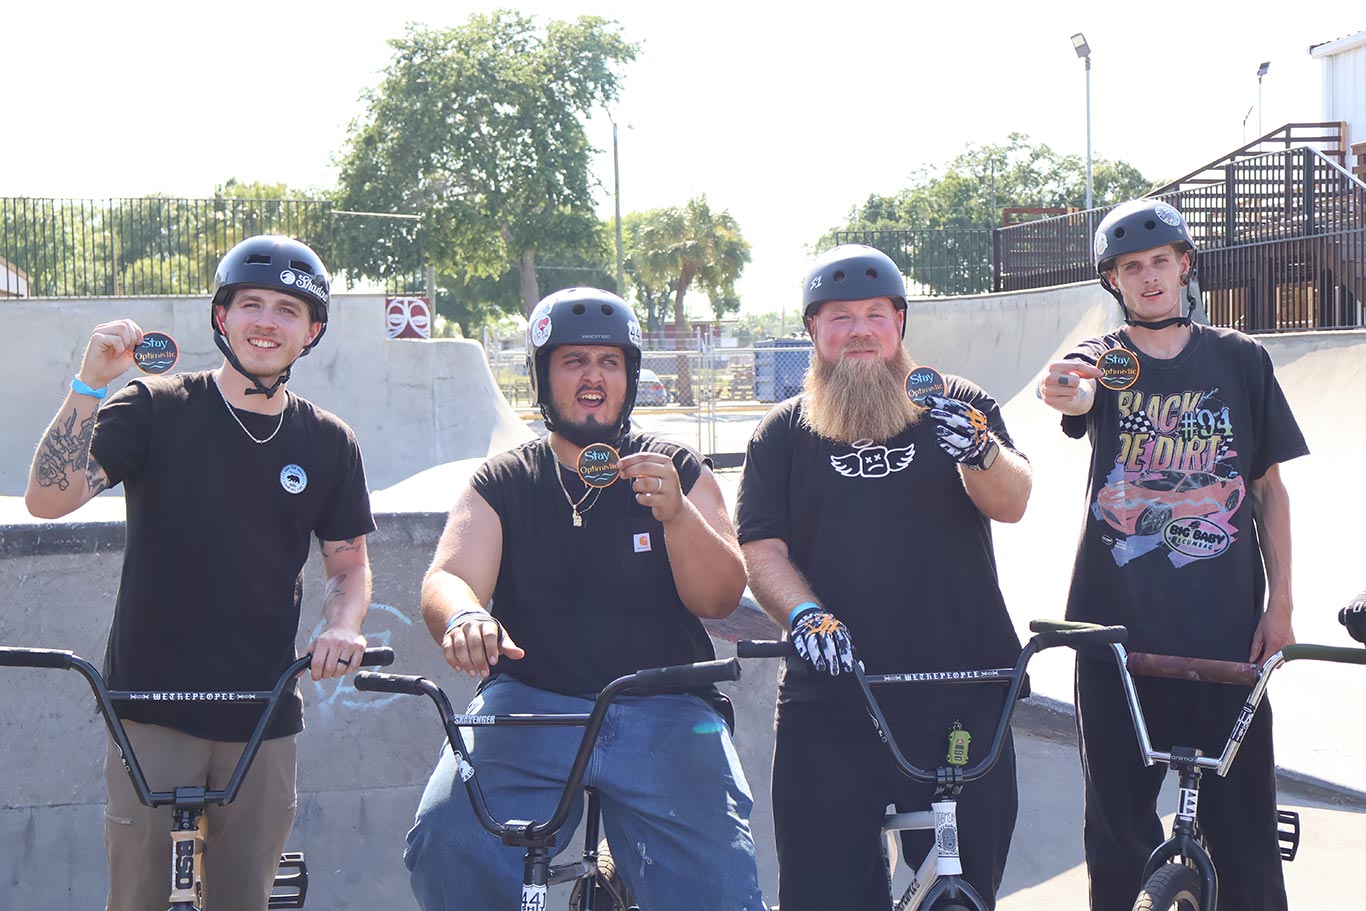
[
  {"xmin": 739, "ymin": 621, "xmax": 1127, "ymax": 911},
  {"xmin": 0, "ymin": 645, "xmax": 394, "ymax": 911},
  {"xmin": 1087, "ymin": 636, "xmax": 1366, "ymax": 911},
  {"xmin": 355, "ymin": 657, "xmax": 742, "ymax": 911}
]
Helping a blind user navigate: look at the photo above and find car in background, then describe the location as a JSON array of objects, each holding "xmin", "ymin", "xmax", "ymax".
[{"xmin": 636, "ymin": 368, "xmax": 670, "ymax": 406}]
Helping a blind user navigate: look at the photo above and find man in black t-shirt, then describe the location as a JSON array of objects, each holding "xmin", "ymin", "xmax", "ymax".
[
  {"xmin": 403, "ymin": 288, "xmax": 764, "ymax": 911},
  {"xmin": 1038, "ymin": 199, "xmax": 1307, "ymax": 910},
  {"xmin": 24, "ymin": 236, "xmax": 376, "ymax": 911},
  {"xmin": 736, "ymin": 245, "xmax": 1034, "ymax": 911}
]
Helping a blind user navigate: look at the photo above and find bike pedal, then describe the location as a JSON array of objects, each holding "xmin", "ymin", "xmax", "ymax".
[
  {"xmin": 1277, "ymin": 809, "xmax": 1301, "ymax": 862},
  {"xmin": 269, "ymin": 851, "xmax": 309, "ymax": 909}
]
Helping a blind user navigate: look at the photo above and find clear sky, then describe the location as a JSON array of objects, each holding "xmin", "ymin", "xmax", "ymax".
[{"xmin": 4, "ymin": 1, "xmax": 1360, "ymax": 316}]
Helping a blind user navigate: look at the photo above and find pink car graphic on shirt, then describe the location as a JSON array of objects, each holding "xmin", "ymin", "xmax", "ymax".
[{"xmin": 1095, "ymin": 468, "xmax": 1244, "ymax": 537}]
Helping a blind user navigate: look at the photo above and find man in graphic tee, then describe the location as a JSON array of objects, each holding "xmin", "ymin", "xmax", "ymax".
[{"xmin": 1038, "ymin": 199, "xmax": 1307, "ymax": 910}]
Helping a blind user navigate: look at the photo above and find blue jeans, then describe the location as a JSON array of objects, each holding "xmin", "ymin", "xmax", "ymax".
[{"xmin": 404, "ymin": 676, "xmax": 765, "ymax": 911}]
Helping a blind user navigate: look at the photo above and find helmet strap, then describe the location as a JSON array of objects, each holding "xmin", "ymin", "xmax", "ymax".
[{"xmin": 213, "ymin": 318, "xmax": 292, "ymax": 399}]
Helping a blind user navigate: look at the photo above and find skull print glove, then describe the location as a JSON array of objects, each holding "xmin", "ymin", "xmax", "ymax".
[
  {"xmin": 926, "ymin": 395, "xmax": 994, "ymax": 468},
  {"xmin": 789, "ymin": 604, "xmax": 856, "ymax": 676}
]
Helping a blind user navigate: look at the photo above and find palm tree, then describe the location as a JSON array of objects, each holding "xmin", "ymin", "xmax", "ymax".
[{"xmin": 629, "ymin": 196, "xmax": 750, "ymax": 404}]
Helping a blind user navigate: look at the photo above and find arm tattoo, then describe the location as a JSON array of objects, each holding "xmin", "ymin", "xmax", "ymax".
[
  {"xmin": 326, "ymin": 537, "xmax": 362, "ymax": 556},
  {"xmin": 35, "ymin": 408, "xmax": 99, "ymax": 491},
  {"xmin": 322, "ymin": 573, "xmax": 349, "ymax": 614}
]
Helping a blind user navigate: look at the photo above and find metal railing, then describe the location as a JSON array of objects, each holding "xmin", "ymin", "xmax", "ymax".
[
  {"xmin": 0, "ymin": 197, "xmax": 425, "ymax": 299},
  {"xmin": 994, "ymin": 148, "xmax": 1366, "ymax": 333},
  {"xmin": 834, "ymin": 227, "xmax": 995, "ymax": 296}
]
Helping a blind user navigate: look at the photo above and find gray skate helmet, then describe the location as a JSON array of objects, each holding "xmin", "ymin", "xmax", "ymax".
[
  {"xmin": 209, "ymin": 235, "xmax": 331, "ymax": 397},
  {"xmin": 802, "ymin": 244, "xmax": 908, "ymax": 338},
  {"xmin": 526, "ymin": 287, "xmax": 643, "ymax": 436},
  {"xmin": 1093, "ymin": 199, "xmax": 1199, "ymax": 328}
]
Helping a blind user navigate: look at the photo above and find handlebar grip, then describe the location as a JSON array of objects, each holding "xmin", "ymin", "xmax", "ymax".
[
  {"xmin": 1033, "ymin": 624, "xmax": 1128, "ymax": 651},
  {"xmin": 353, "ymin": 671, "xmax": 428, "ymax": 695},
  {"xmin": 736, "ymin": 640, "xmax": 792, "ymax": 659},
  {"xmin": 632, "ymin": 658, "xmax": 741, "ymax": 688},
  {"xmin": 359, "ymin": 647, "xmax": 395, "ymax": 668},
  {"xmin": 0, "ymin": 647, "xmax": 75, "ymax": 669},
  {"xmin": 1282, "ymin": 643, "xmax": 1366, "ymax": 665},
  {"xmin": 1126, "ymin": 652, "xmax": 1258, "ymax": 686},
  {"xmin": 1029, "ymin": 619, "xmax": 1099, "ymax": 634}
]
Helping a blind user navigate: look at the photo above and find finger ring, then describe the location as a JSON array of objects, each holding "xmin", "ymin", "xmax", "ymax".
[
  {"xmin": 1058, "ymin": 375, "xmax": 1070, "ymax": 386},
  {"xmin": 337, "ymin": 657, "xmax": 352, "ymax": 667},
  {"xmin": 654, "ymin": 477, "xmax": 663, "ymax": 494}
]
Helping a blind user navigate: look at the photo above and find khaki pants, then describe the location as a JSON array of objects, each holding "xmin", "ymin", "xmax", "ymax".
[{"xmin": 104, "ymin": 721, "xmax": 297, "ymax": 911}]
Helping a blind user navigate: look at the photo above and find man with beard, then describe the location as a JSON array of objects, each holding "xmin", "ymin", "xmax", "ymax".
[
  {"xmin": 403, "ymin": 288, "xmax": 765, "ymax": 911},
  {"xmin": 735, "ymin": 245, "xmax": 1032, "ymax": 911}
]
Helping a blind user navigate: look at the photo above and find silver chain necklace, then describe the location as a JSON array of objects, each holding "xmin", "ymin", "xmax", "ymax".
[
  {"xmin": 214, "ymin": 374, "xmax": 286, "ymax": 445},
  {"xmin": 554, "ymin": 459, "xmax": 600, "ymax": 527}
]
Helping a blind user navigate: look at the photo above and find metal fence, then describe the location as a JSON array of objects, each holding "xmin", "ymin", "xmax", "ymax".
[
  {"xmin": 0, "ymin": 197, "xmax": 425, "ymax": 299},
  {"xmin": 834, "ymin": 227, "xmax": 995, "ymax": 296},
  {"xmin": 994, "ymin": 148, "xmax": 1366, "ymax": 333}
]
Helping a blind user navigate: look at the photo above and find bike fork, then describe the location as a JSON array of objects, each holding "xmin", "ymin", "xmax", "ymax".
[{"xmin": 167, "ymin": 805, "xmax": 206, "ymax": 910}]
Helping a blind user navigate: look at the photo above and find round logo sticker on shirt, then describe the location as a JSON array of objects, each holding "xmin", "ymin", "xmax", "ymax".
[
  {"xmin": 904, "ymin": 366, "xmax": 946, "ymax": 406},
  {"xmin": 1096, "ymin": 347, "xmax": 1140, "ymax": 391},
  {"xmin": 279, "ymin": 463, "xmax": 308, "ymax": 495},
  {"xmin": 577, "ymin": 443, "xmax": 620, "ymax": 488},
  {"xmin": 133, "ymin": 331, "xmax": 179, "ymax": 375}
]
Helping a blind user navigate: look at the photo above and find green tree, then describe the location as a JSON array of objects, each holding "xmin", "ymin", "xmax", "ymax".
[
  {"xmin": 629, "ymin": 196, "xmax": 750, "ymax": 330},
  {"xmin": 336, "ymin": 11, "xmax": 636, "ymax": 316},
  {"xmin": 822, "ymin": 133, "xmax": 1151, "ymax": 294},
  {"xmin": 627, "ymin": 196, "xmax": 750, "ymax": 403}
]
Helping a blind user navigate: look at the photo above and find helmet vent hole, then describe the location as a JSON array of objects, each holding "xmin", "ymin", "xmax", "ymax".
[
  {"xmin": 866, "ymin": 268, "xmax": 878, "ymax": 280},
  {"xmin": 1114, "ymin": 227, "xmax": 1126, "ymax": 239},
  {"xmin": 289, "ymin": 260, "xmax": 314, "ymax": 272},
  {"xmin": 572, "ymin": 303, "xmax": 587, "ymax": 315},
  {"xmin": 1144, "ymin": 220, "xmax": 1156, "ymax": 230},
  {"xmin": 832, "ymin": 270, "xmax": 845, "ymax": 282},
  {"xmin": 601, "ymin": 304, "xmax": 614, "ymax": 316},
  {"xmin": 245, "ymin": 254, "xmax": 272, "ymax": 265}
]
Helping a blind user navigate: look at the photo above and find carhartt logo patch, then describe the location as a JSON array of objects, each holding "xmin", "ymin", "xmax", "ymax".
[{"xmin": 633, "ymin": 532, "xmax": 652, "ymax": 553}]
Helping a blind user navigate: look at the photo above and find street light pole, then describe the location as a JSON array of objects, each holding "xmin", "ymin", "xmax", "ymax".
[
  {"xmin": 1071, "ymin": 33, "xmax": 1094, "ymax": 212},
  {"xmin": 609, "ymin": 115, "xmax": 624, "ymax": 296},
  {"xmin": 1256, "ymin": 61, "xmax": 1270, "ymax": 139}
]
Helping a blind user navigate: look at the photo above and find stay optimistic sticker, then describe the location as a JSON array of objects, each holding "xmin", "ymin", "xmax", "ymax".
[
  {"xmin": 1096, "ymin": 347, "xmax": 1140, "ymax": 391},
  {"xmin": 577, "ymin": 443, "xmax": 620, "ymax": 488},
  {"xmin": 134, "ymin": 331, "xmax": 179, "ymax": 375}
]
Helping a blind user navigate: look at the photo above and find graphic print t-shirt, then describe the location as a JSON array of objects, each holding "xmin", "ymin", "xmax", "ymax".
[
  {"xmin": 736, "ymin": 376, "xmax": 1025, "ymax": 738},
  {"xmin": 1061, "ymin": 325, "xmax": 1307, "ymax": 659}
]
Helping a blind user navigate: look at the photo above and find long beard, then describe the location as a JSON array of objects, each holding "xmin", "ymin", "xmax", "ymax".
[{"xmin": 801, "ymin": 343, "xmax": 919, "ymax": 444}]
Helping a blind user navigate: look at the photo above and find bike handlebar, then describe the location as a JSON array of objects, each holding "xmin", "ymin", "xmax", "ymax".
[
  {"xmin": 354, "ymin": 658, "xmax": 742, "ymax": 850},
  {"xmin": 1, "ymin": 645, "xmax": 394, "ymax": 808},
  {"xmin": 1126, "ymin": 652, "xmax": 1258, "ymax": 687},
  {"xmin": 736, "ymin": 620, "xmax": 1120, "ymax": 786},
  {"xmin": 0, "ymin": 647, "xmax": 75, "ymax": 669}
]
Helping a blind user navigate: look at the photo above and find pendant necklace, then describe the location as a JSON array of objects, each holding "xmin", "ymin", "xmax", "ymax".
[
  {"xmin": 214, "ymin": 374, "xmax": 285, "ymax": 445},
  {"xmin": 555, "ymin": 460, "xmax": 600, "ymax": 527}
]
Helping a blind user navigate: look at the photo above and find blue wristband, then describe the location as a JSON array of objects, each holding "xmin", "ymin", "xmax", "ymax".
[
  {"xmin": 71, "ymin": 376, "xmax": 108, "ymax": 399},
  {"xmin": 789, "ymin": 601, "xmax": 821, "ymax": 625}
]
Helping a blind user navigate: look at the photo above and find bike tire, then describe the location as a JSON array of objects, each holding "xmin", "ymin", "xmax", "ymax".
[
  {"xmin": 567, "ymin": 838, "xmax": 636, "ymax": 911},
  {"xmin": 1132, "ymin": 863, "xmax": 1201, "ymax": 911}
]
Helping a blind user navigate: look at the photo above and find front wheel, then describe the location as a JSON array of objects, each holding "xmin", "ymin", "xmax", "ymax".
[{"xmin": 1132, "ymin": 863, "xmax": 1201, "ymax": 911}]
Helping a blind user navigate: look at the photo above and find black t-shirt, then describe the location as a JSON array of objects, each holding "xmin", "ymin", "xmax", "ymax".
[
  {"xmin": 90, "ymin": 371, "xmax": 376, "ymax": 740},
  {"xmin": 1060, "ymin": 325, "xmax": 1308, "ymax": 659},
  {"xmin": 735, "ymin": 376, "xmax": 1026, "ymax": 738},
  {"xmin": 472, "ymin": 434, "xmax": 723, "ymax": 704}
]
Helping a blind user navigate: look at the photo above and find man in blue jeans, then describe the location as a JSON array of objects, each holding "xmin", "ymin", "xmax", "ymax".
[{"xmin": 403, "ymin": 288, "xmax": 764, "ymax": 910}]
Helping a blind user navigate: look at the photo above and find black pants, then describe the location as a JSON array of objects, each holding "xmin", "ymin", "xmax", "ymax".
[
  {"xmin": 772, "ymin": 724, "xmax": 1017, "ymax": 911},
  {"xmin": 1075, "ymin": 654, "xmax": 1287, "ymax": 911}
]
